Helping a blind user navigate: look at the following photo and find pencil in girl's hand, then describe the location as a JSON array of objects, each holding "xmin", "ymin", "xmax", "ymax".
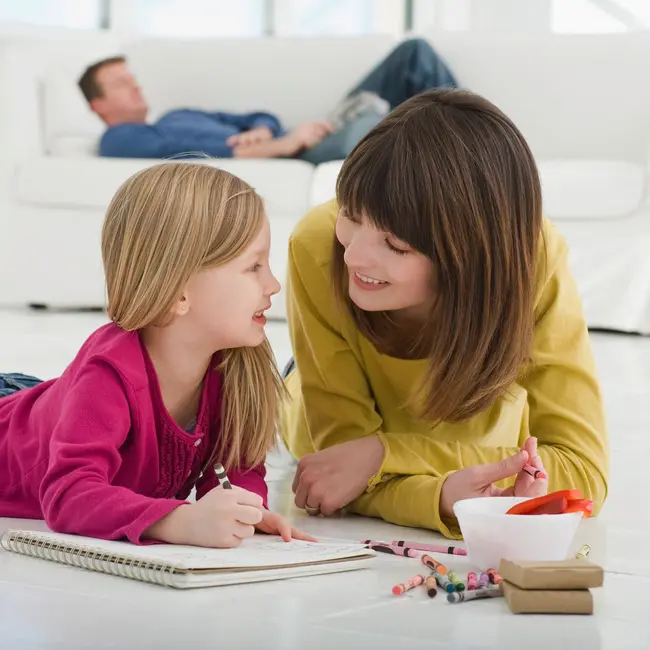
[{"xmin": 214, "ymin": 463, "xmax": 232, "ymax": 489}]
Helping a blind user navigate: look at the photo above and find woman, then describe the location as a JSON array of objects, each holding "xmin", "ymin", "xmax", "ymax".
[{"xmin": 281, "ymin": 88, "xmax": 608, "ymax": 538}]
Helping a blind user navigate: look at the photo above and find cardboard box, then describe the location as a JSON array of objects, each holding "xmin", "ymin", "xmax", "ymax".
[
  {"xmin": 498, "ymin": 559, "xmax": 604, "ymax": 590},
  {"xmin": 501, "ymin": 581, "xmax": 593, "ymax": 615}
]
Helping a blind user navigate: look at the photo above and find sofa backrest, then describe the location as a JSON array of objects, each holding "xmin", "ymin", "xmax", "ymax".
[
  {"xmin": 426, "ymin": 30, "xmax": 650, "ymax": 163},
  {"xmin": 2, "ymin": 31, "xmax": 650, "ymax": 163},
  {"xmin": 40, "ymin": 35, "xmax": 396, "ymax": 156}
]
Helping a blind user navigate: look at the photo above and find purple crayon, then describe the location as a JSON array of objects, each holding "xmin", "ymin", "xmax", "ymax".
[{"xmin": 478, "ymin": 572, "xmax": 490, "ymax": 589}]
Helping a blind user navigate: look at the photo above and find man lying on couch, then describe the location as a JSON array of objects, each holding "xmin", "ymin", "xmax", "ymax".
[{"xmin": 79, "ymin": 39, "xmax": 456, "ymax": 164}]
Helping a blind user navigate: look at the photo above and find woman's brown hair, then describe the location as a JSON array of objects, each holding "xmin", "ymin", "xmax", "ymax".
[
  {"xmin": 102, "ymin": 162, "xmax": 284, "ymax": 470},
  {"xmin": 333, "ymin": 88, "xmax": 543, "ymax": 423}
]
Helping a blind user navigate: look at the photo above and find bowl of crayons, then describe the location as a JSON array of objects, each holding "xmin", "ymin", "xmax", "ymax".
[{"xmin": 453, "ymin": 491, "xmax": 588, "ymax": 570}]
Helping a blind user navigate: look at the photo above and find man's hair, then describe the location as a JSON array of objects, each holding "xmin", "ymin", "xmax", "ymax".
[{"xmin": 78, "ymin": 56, "xmax": 126, "ymax": 103}]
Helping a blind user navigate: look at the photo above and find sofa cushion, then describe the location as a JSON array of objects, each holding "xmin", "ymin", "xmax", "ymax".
[
  {"xmin": 13, "ymin": 157, "xmax": 315, "ymax": 217},
  {"xmin": 310, "ymin": 161, "xmax": 343, "ymax": 207},
  {"xmin": 308, "ymin": 160, "xmax": 647, "ymax": 221},
  {"xmin": 538, "ymin": 160, "xmax": 647, "ymax": 220}
]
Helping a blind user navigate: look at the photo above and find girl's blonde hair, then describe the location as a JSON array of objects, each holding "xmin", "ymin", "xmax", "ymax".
[{"xmin": 102, "ymin": 162, "xmax": 284, "ymax": 470}]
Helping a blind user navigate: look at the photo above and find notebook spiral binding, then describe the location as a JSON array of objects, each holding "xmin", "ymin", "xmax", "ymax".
[{"xmin": 2, "ymin": 532, "xmax": 181, "ymax": 587}]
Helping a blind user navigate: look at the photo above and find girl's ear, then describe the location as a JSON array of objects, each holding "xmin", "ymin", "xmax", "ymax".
[{"xmin": 171, "ymin": 292, "xmax": 190, "ymax": 317}]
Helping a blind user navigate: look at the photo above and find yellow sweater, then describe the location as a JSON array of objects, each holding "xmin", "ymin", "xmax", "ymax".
[{"xmin": 281, "ymin": 199, "xmax": 609, "ymax": 539}]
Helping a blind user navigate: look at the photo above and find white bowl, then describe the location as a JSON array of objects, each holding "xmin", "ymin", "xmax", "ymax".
[{"xmin": 453, "ymin": 496, "xmax": 583, "ymax": 570}]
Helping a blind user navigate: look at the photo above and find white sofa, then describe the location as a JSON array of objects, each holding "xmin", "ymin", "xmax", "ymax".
[{"xmin": 1, "ymin": 31, "xmax": 650, "ymax": 331}]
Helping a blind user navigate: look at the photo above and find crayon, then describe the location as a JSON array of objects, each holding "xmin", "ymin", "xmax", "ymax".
[
  {"xmin": 424, "ymin": 574, "xmax": 438, "ymax": 598},
  {"xmin": 575, "ymin": 544, "xmax": 591, "ymax": 560},
  {"xmin": 522, "ymin": 463, "xmax": 547, "ymax": 480},
  {"xmin": 392, "ymin": 574, "xmax": 425, "ymax": 596},
  {"xmin": 447, "ymin": 570, "xmax": 465, "ymax": 592},
  {"xmin": 487, "ymin": 568, "xmax": 503, "ymax": 585},
  {"xmin": 467, "ymin": 572, "xmax": 478, "ymax": 591},
  {"xmin": 421, "ymin": 554, "xmax": 448, "ymax": 575},
  {"xmin": 447, "ymin": 585, "xmax": 502, "ymax": 604},
  {"xmin": 213, "ymin": 463, "xmax": 232, "ymax": 489},
  {"xmin": 368, "ymin": 545, "xmax": 420, "ymax": 558},
  {"xmin": 435, "ymin": 572, "xmax": 456, "ymax": 593},
  {"xmin": 392, "ymin": 541, "xmax": 467, "ymax": 556},
  {"xmin": 363, "ymin": 541, "xmax": 420, "ymax": 557},
  {"xmin": 478, "ymin": 572, "xmax": 490, "ymax": 589}
]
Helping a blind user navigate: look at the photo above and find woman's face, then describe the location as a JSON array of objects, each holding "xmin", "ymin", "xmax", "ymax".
[{"xmin": 335, "ymin": 208, "xmax": 434, "ymax": 315}]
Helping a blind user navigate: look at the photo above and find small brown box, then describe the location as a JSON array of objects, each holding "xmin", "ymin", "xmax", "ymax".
[
  {"xmin": 501, "ymin": 581, "xmax": 593, "ymax": 615},
  {"xmin": 498, "ymin": 559, "xmax": 604, "ymax": 590}
]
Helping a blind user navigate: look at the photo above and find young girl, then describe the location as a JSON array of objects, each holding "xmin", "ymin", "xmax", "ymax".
[
  {"xmin": 281, "ymin": 88, "xmax": 609, "ymax": 538},
  {"xmin": 0, "ymin": 162, "xmax": 312, "ymax": 548}
]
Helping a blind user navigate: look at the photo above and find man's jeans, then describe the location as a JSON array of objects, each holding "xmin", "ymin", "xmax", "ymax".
[{"xmin": 299, "ymin": 38, "xmax": 457, "ymax": 165}]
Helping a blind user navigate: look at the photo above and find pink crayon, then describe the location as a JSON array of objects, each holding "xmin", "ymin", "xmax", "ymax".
[
  {"xmin": 391, "ymin": 540, "xmax": 467, "ymax": 556},
  {"xmin": 467, "ymin": 572, "xmax": 478, "ymax": 591},
  {"xmin": 392, "ymin": 574, "xmax": 425, "ymax": 596},
  {"xmin": 522, "ymin": 464, "xmax": 547, "ymax": 480},
  {"xmin": 363, "ymin": 541, "xmax": 420, "ymax": 558}
]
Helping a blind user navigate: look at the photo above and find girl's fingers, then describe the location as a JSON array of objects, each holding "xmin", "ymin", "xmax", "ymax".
[
  {"xmin": 290, "ymin": 528, "xmax": 318, "ymax": 542},
  {"xmin": 275, "ymin": 516, "xmax": 293, "ymax": 542}
]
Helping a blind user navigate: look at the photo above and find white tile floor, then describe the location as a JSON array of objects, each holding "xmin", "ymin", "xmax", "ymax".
[{"xmin": 1, "ymin": 307, "xmax": 650, "ymax": 648}]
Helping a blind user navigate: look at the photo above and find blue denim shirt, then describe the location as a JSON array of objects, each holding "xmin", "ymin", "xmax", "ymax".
[{"xmin": 99, "ymin": 108, "xmax": 285, "ymax": 159}]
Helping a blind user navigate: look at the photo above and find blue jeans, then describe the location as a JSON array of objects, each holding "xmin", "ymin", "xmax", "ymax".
[
  {"xmin": 0, "ymin": 373, "xmax": 42, "ymax": 398},
  {"xmin": 346, "ymin": 38, "xmax": 457, "ymax": 110},
  {"xmin": 298, "ymin": 39, "xmax": 457, "ymax": 165}
]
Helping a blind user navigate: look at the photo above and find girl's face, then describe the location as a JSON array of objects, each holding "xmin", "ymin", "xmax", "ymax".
[
  {"xmin": 183, "ymin": 217, "xmax": 280, "ymax": 350},
  {"xmin": 335, "ymin": 209, "xmax": 434, "ymax": 316}
]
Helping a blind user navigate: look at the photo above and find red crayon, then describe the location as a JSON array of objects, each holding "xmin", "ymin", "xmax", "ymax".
[
  {"xmin": 487, "ymin": 568, "xmax": 503, "ymax": 585},
  {"xmin": 522, "ymin": 464, "xmax": 547, "ymax": 480},
  {"xmin": 392, "ymin": 574, "xmax": 425, "ymax": 596},
  {"xmin": 392, "ymin": 540, "xmax": 467, "ymax": 556},
  {"xmin": 467, "ymin": 572, "xmax": 478, "ymax": 591}
]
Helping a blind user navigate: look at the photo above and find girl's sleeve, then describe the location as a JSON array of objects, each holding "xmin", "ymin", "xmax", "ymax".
[
  {"xmin": 195, "ymin": 463, "xmax": 268, "ymax": 508},
  {"xmin": 39, "ymin": 360, "xmax": 186, "ymax": 544}
]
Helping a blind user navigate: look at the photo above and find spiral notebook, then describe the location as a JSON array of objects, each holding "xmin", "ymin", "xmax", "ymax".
[{"xmin": 1, "ymin": 529, "xmax": 376, "ymax": 589}]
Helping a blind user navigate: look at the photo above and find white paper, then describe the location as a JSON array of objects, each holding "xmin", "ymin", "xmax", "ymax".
[{"xmin": 5, "ymin": 530, "xmax": 372, "ymax": 571}]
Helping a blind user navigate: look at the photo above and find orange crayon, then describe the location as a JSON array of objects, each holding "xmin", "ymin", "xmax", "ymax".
[
  {"xmin": 421, "ymin": 554, "xmax": 448, "ymax": 575},
  {"xmin": 392, "ymin": 574, "xmax": 425, "ymax": 596}
]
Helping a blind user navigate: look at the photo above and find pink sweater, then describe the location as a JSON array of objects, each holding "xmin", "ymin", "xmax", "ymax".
[{"xmin": 0, "ymin": 323, "xmax": 268, "ymax": 543}]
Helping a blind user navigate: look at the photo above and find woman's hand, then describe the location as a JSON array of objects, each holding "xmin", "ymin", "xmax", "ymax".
[
  {"xmin": 292, "ymin": 435, "xmax": 385, "ymax": 516},
  {"xmin": 256, "ymin": 509, "xmax": 318, "ymax": 542},
  {"xmin": 439, "ymin": 437, "xmax": 548, "ymax": 519}
]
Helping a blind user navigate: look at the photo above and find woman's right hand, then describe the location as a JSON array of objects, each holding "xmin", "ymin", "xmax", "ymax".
[
  {"xmin": 439, "ymin": 438, "xmax": 548, "ymax": 519},
  {"xmin": 145, "ymin": 486, "xmax": 264, "ymax": 548}
]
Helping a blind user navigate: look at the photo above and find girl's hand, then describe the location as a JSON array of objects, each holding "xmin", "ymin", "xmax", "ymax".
[
  {"xmin": 292, "ymin": 435, "xmax": 385, "ymax": 517},
  {"xmin": 144, "ymin": 485, "xmax": 264, "ymax": 548},
  {"xmin": 256, "ymin": 510, "xmax": 318, "ymax": 542},
  {"xmin": 439, "ymin": 438, "xmax": 548, "ymax": 519}
]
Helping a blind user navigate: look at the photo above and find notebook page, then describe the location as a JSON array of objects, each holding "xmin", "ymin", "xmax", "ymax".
[{"xmin": 6, "ymin": 531, "xmax": 372, "ymax": 571}]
